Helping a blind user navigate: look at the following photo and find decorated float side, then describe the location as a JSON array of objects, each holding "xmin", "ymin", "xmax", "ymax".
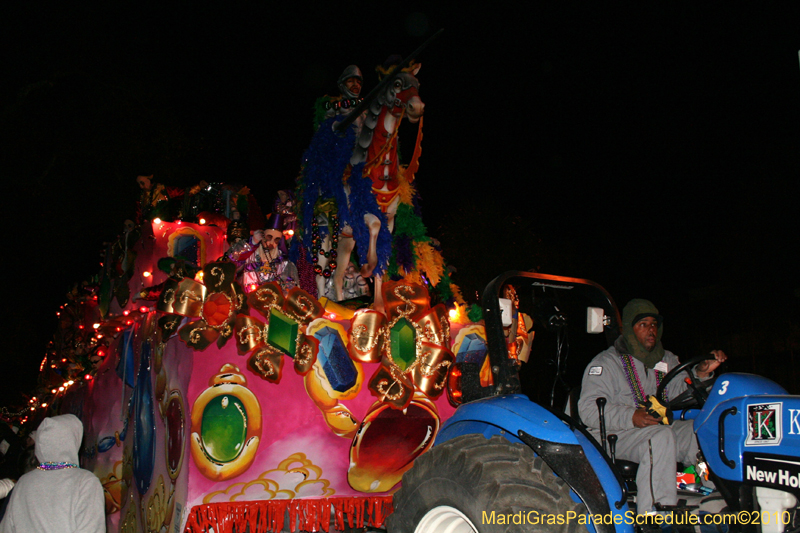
[{"xmin": 14, "ymin": 47, "xmax": 534, "ymax": 533}]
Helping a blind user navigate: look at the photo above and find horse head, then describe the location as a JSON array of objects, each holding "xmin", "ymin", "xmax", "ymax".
[
  {"xmin": 382, "ymin": 63, "xmax": 424, "ymax": 123},
  {"xmin": 377, "ymin": 60, "xmax": 425, "ymax": 122},
  {"xmin": 351, "ymin": 60, "xmax": 425, "ymax": 165}
]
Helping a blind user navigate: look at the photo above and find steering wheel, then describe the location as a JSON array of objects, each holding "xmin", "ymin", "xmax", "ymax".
[{"xmin": 654, "ymin": 354, "xmax": 718, "ymax": 411}]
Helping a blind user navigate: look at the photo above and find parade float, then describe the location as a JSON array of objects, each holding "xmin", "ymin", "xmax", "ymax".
[{"xmin": 9, "ymin": 46, "xmax": 534, "ymax": 533}]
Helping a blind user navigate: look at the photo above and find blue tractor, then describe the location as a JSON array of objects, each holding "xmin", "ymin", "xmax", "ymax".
[{"xmin": 388, "ymin": 272, "xmax": 800, "ymax": 533}]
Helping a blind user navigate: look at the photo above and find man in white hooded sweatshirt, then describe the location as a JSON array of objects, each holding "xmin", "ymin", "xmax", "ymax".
[{"xmin": 0, "ymin": 414, "xmax": 104, "ymax": 533}]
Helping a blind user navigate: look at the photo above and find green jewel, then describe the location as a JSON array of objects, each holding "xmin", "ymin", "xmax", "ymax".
[
  {"xmin": 267, "ymin": 308, "xmax": 298, "ymax": 356},
  {"xmin": 390, "ymin": 318, "xmax": 417, "ymax": 372},
  {"xmin": 200, "ymin": 395, "xmax": 247, "ymax": 463}
]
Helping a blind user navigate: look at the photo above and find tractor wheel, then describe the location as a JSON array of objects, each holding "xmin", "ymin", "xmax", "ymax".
[{"xmin": 388, "ymin": 434, "xmax": 587, "ymax": 533}]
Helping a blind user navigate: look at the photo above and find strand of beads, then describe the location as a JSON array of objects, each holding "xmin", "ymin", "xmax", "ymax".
[
  {"xmin": 621, "ymin": 354, "xmax": 647, "ymax": 406},
  {"xmin": 311, "ymin": 214, "xmax": 339, "ymax": 278},
  {"xmin": 38, "ymin": 462, "xmax": 78, "ymax": 471},
  {"xmin": 324, "ymin": 98, "xmax": 363, "ymax": 111},
  {"xmin": 620, "ymin": 354, "xmax": 669, "ymax": 406}
]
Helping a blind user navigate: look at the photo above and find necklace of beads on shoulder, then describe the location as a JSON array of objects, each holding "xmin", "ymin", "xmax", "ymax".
[
  {"xmin": 38, "ymin": 461, "xmax": 79, "ymax": 471},
  {"xmin": 620, "ymin": 354, "xmax": 667, "ymax": 406}
]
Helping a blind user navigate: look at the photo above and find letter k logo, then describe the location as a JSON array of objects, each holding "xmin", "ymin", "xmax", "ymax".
[{"xmin": 757, "ymin": 411, "xmax": 775, "ymax": 439}]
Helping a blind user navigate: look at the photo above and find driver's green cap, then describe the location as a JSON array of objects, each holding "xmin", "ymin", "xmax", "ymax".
[{"xmin": 622, "ymin": 299, "xmax": 663, "ymax": 327}]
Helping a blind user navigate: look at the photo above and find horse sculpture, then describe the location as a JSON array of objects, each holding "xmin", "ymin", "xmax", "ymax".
[
  {"xmin": 351, "ymin": 60, "xmax": 424, "ymax": 233},
  {"xmin": 297, "ymin": 58, "xmax": 426, "ymax": 306}
]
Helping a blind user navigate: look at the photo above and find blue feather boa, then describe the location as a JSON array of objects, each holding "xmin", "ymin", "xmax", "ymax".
[{"xmin": 297, "ymin": 117, "xmax": 392, "ymax": 276}]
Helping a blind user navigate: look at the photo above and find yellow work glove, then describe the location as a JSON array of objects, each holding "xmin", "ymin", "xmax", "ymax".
[{"xmin": 643, "ymin": 395, "xmax": 673, "ymax": 425}]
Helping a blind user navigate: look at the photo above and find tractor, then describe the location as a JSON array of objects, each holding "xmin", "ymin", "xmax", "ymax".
[{"xmin": 387, "ymin": 271, "xmax": 800, "ymax": 533}]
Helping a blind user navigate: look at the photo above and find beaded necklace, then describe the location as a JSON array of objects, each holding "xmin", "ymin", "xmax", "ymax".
[
  {"xmin": 620, "ymin": 354, "xmax": 667, "ymax": 406},
  {"xmin": 323, "ymin": 97, "xmax": 364, "ymax": 112},
  {"xmin": 37, "ymin": 461, "xmax": 78, "ymax": 471},
  {"xmin": 311, "ymin": 213, "xmax": 339, "ymax": 278}
]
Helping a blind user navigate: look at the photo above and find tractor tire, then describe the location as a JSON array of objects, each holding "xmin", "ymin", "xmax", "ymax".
[{"xmin": 388, "ymin": 434, "xmax": 588, "ymax": 533}]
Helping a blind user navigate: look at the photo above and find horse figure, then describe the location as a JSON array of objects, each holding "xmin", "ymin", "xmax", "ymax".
[
  {"xmin": 299, "ymin": 58, "xmax": 425, "ymax": 305},
  {"xmin": 351, "ymin": 60, "xmax": 424, "ymax": 234}
]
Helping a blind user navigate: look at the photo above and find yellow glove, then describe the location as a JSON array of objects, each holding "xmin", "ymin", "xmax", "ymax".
[{"xmin": 643, "ymin": 395, "xmax": 673, "ymax": 425}]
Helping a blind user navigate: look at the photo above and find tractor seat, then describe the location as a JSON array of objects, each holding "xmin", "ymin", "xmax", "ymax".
[
  {"xmin": 615, "ymin": 459, "xmax": 638, "ymax": 478},
  {"xmin": 565, "ymin": 387, "xmax": 639, "ymax": 482}
]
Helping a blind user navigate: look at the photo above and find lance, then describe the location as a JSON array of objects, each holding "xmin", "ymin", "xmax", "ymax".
[{"xmin": 334, "ymin": 28, "xmax": 444, "ymax": 134}]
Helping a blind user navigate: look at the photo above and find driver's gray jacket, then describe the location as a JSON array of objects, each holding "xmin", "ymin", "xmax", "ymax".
[{"xmin": 578, "ymin": 336, "xmax": 700, "ymax": 433}]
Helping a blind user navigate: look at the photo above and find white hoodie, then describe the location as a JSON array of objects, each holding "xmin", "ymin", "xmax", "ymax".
[{"xmin": 0, "ymin": 415, "xmax": 104, "ymax": 533}]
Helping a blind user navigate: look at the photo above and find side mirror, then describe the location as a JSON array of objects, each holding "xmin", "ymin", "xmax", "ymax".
[
  {"xmin": 587, "ymin": 307, "xmax": 608, "ymax": 334},
  {"xmin": 499, "ymin": 298, "xmax": 514, "ymax": 327}
]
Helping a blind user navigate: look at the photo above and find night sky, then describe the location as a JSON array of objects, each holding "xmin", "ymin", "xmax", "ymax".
[{"xmin": 2, "ymin": 4, "xmax": 800, "ymax": 408}]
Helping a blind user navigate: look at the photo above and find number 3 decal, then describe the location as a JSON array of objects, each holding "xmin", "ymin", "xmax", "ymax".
[{"xmin": 718, "ymin": 380, "xmax": 729, "ymax": 395}]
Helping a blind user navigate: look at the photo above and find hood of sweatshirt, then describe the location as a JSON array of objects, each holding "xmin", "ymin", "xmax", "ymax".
[{"xmin": 34, "ymin": 414, "xmax": 83, "ymax": 465}]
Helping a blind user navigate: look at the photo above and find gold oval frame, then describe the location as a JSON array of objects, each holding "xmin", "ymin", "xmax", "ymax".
[{"xmin": 190, "ymin": 365, "xmax": 262, "ymax": 481}]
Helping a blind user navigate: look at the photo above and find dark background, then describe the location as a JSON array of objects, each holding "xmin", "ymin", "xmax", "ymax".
[{"xmin": 2, "ymin": 4, "xmax": 799, "ymax": 408}]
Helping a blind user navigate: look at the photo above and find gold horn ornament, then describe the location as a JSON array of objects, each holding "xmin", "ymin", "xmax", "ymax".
[
  {"xmin": 368, "ymin": 364, "xmax": 415, "ymax": 410},
  {"xmin": 416, "ymin": 304, "xmax": 451, "ymax": 346},
  {"xmin": 410, "ymin": 342, "xmax": 453, "ymax": 399},
  {"xmin": 348, "ymin": 311, "xmax": 387, "ymax": 363},
  {"xmin": 382, "ymin": 280, "xmax": 429, "ymax": 323},
  {"xmin": 233, "ymin": 314, "xmax": 268, "ymax": 355}
]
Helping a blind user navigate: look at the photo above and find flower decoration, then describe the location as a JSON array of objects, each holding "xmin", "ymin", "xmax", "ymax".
[
  {"xmin": 156, "ymin": 261, "xmax": 247, "ymax": 350},
  {"xmin": 233, "ymin": 281, "xmax": 323, "ymax": 383},
  {"xmin": 349, "ymin": 279, "xmax": 454, "ymax": 411}
]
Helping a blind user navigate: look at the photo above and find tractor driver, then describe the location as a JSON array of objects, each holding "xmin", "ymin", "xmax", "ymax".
[{"xmin": 578, "ymin": 299, "xmax": 726, "ymax": 515}]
